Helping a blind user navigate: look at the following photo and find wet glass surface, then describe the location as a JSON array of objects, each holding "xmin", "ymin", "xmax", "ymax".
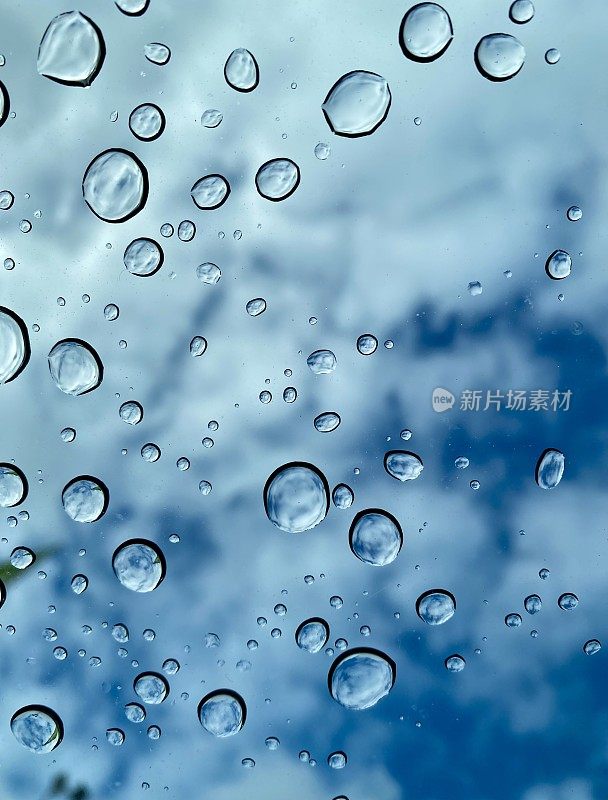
[{"xmin": 0, "ymin": 1, "xmax": 606, "ymax": 798}]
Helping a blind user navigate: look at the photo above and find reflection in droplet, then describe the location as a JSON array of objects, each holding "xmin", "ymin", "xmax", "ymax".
[
  {"xmin": 255, "ymin": 159, "xmax": 300, "ymax": 201},
  {"xmin": 48, "ymin": 339, "xmax": 102, "ymax": 395},
  {"xmin": 144, "ymin": 42, "xmax": 170, "ymax": 65},
  {"xmin": 119, "ymin": 400, "xmax": 143, "ymax": 425},
  {"xmin": 71, "ymin": 574, "xmax": 88, "ymax": 594},
  {"xmin": 0, "ymin": 307, "xmax": 30, "ymax": 383},
  {"xmin": 0, "ymin": 464, "xmax": 27, "ymax": 507},
  {"xmin": 141, "ymin": 443, "xmax": 161, "ymax": 462},
  {"xmin": 62, "ymin": 477, "xmax": 108, "ymax": 523},
  {"xmin": 295, "ymin": 618, "xmax": 329, "ymax": 653},
  {"xmin": 112, "ymin": 539, "xmax": 165, "ymax": 592},
  {"xmin": 106, "ymin": 728, "xmax": 125, "ymax": 746},
  {"xmin": 134, "ymin": 672, "xmax": 169, "ymax": 704},
  {"xmin": 129, "ymin": 104, "xmax": 165, "ymax": 141},
  {"xmin": 332, "ymin": 483, "xmax": 354, "ymax": 509},
  {"xmin": 558, "ymin": 592, "xmax": 578, "ymax": 610},
  {"xmin": 349, "ymin": 510, "xmax": 402, "ymax": 566},
  {"xmin": 125, "ymin": 703, "xmax": 145, "ymax": 723},
  {"xmin": 314, "ymin": 412, "xmax": 341, "ymax": 433},
  {"xmin": 10, "ymin": 546, "xmax": 35, "ymax": 569},
  {"xmin": 323, "ymin": 71, "xmax": 391, "ymax": 137},
  {"xmin": 356, "ymin": 334, "xmax": 378, "ymax": 355},
  {"xmin": 505, "ymin": 613, "xmax": 522, "ymax": 627},
  {"xmin": 584, "ymin": 639, "xmax": 601, "ymax": 655},
  {"xmin": 124, "ymin": 238, "xmax": 163, "ymax": 277},
  {"xmin": 37, "ymin": 11, "xmax": 105, "ymax": 87},
  {"xmin": 328, "ymin": 751, "xmax": 347, "ymax": 769},
  {"xmin": 307, "ymin": 349, "xmax": 336, "ymax": 374},
  {"xmin": 475, "ymin": 34, "xmax": 525, "ymax": 81},
  {"xmin": 264, "ymin": 462, "xmax": 329, "ymax": 533},
  {"xmin": 224, "ymin": 49, "xmax": 259, "ymax": 92},
  {"xmin": 329, "ymin": 648, "xmax": 396, "ymax": 710},
  {"xmin": 191, "ymin": 175, "xmax": 230, "ymax": 210},
  {"xmin": 246, "ymin": 298, "xmax": 266, "ymax": 316},
  {"xmin": 445, "ymin": 654, "xmax": 466, "ymax": 672},
  {"xmin": 198, "ymin": 690, "xmax": 246, "ymax": 737},
  {"xmin": 545, "ymin": 250, "xmax": 571, "ymax": 280},
  {"xmin": 112, "ymin": 623, "xmax": 129, "ymax": 643},
  {"xmin": 11, "ymin": 706, "xmax": 63, "ymax": 753},
  {"xmin": 535, "ymin": 449, "xmax": 565, "ymax": 489},
  {"xmin": 416, "ymin": 590, "xmax": 456, "ymax": 625},
  {"xmin": 83, "ymin": 149, "xmax": 148, "ymax": 222},
  {"xmin": 399, "ymin": 3, "xmax": 453, "ymax": 62},
  {"xmin": 384, "ymin": 451, "xmax": 423, "ymax": 482},
  {"xmin": 509, "ymin": 0, "xmax": 534, "ymax": 23},
  {"xmin": 524, "ymin": 594, "xmax": 542, "ymax": 615}
]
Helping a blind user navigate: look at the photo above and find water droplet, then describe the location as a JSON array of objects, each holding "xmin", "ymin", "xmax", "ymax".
[
  {"xmin": 104, "ymin": 303, "xmax": 119, "ymax": 321},
  {"xmin": 545, "ymin": 48, "xmax": 561, "ymax": 65},
  {"xmin": 198, "ymin": 690, "xmax": 246, "ymax": 737},
  {"xmin": 112, "ymin": 540, "xmax": 165, "ymax": 592},
  {"xmin": 115, "ymin": 0, "xmax": 149, "ymax": 15},
  {"xmin": 0, "ymin": 190, "xmax": 14, "ymax": 209},
  {"xmin": 264, "ymin": 462, "xmax": 329, "ymax": 533},
  {"xmin": 265, "ymin": 736, "xmax": 280, "ymax": 750},
  {"xmin": 322, "ymin": 71, "xmax": 391, "ymax": 137},
  {"xmin": 505, "ymin": 613, "xmax": 522, "ymax": 627},
  {"xmin": 468, "ymin": 280, "xmax": 482, "ymax": 296},
  {"xmin": 475, "ymin": 34, "xmax": 525, "ymax": 81},
  {"xmin": 416, "ymin": 589, "xmax": 456, "ymax": 625},
  {"xmin": 315, "ymin": 142, "xmax": 330, "ymax": 160},
  {"xmin": 384, "ymin": 450, "xmax": 423, "ymax": 482},
  {"xmin": 584, "ymin": 639, "xmax": 601, "ymax": 655},
  {"xmin": 330, "ymin": 595, "xmax": 343, "ymax": 609},
  {"xmin": 60, "ymin": 427, "xmax": 76, "ymax": 444},
  {"xmin": 53, "ymin": 647, "xmax": 67, "ymax": 660},
  {"xmin": 349, "ymin": 510, "xmax": 402, "ymax": 566},
  {"xmin": 124, "ymin": 703, "xmax": 145, "ymax": 723},
  {"xmin": 119, "ymin": 400, "xmax": 143, "ymax": 425},
  {"xmin": 535, "ymin": 448, "xmax": 565, "ymax": 489},
  {"xmin": 524, "ymin": 594, "xmax": 542, "ymax": 614},
  {"xmin": 11, "ymin": 706, "xmax": 63, "ymax": 753},
  {"xmin": 0, "ymin": 307, "xmax": 30, "ymax": 384},
  {"xmin": 224, "ymin": 49, "xmax": 259, "ymax": 92},
  {"xmin": 558, "ymin": 592, "xmax": 578, "ymax": 610},
  {"xmin": 255, "ymin": 159, "xmax": 300, "ymax": 201},
  {"xmin": 545, "ymin": 249, "xmax": 571, "ymax": 280},
  {"xmin": 71, "ymin": 574, "xmax": 88, "ymax": 594},
  {"xmin": 246, "ymin": 298, "xmax": 266, "ymax": 316},
  {"xmin": 307, "ymin": 349, "xmax": 336, "ymax": 374},
  {"xmin": 332, "ymin": 483, "xmax": 354, "ymax": 509},
  {"xmin": 48, "ymin": 339, "xmax": 102, "ymax": 395},
  {"xmin": 37, "ymin": 11, "xmax": 104, "ymax": 86},
  {"xmin": 196, "ymin": 263, "xmax": 221, "ymax": 286},
  {"xmin": 509, "ymin": 0, "xmax": 534, "ymax": 23},
  {"xmin": 176, "ymin": 457, "xmax": 190, "ymax": 472},
  {"xmin": 282, "ymin": 386, "xmax": 297, "ymax": 403},
  {"xmin": 445, "ymin": 654, "xmax": 466, "ymax": 672},
  {"xmin": 134, "ymin": 672, "xmax": 169, "ymax": 704},
  {"xmin": 356, "ymin": 333, "xmax": 378, "ymax": 355},
  {"xmin": 539, "ymin": 568, "xmax": 550, "ymax": 580},
  {"xmin": 124, "ymin": 238, "xmax": 163, "ymax": 277},
  {"xmin": 62, "ymin": 476, "xmax": 108, "ymax": 523},
  {"xmin": 162, "ymin": 659, "xmax": 180, "ymax": 675},
  {"xmin": 112, "ymin": 623, "xmax": 129, "ymax": 643},
  {"xmin": 198, "ymin": 480, "xmax": 212, "ymax": 496},
  {"xmin": 187, "ymin": 335, "xmax": 207, "ymax": 358},
  {"xmin": 83, "ymin": 149, "xmax": 147, "ymax": 222},
  {"xmin": 329, "ymin": 648, "xmax": 396, "ymax": 710},
  {"xmin": 161, "ymin": 225, "xmax": 173, "ymax": 241},
  {"xmin": 177, "ymin": 220, "xmax": 196, "ymax": 241},
  {"xmin": 10, "ymin": 546, "xmax": 34, "ymax": 569},
  {"xmin": 141, "ymin": 443, "xmax": 161, "ymax": 462},
  {"xmin": 314, "ymin": 412, "xmax": 341, "ymax": 432},
  {"xmin": 567, "ymin": 205, "xmax": 582, "ymax": 222},
  {"xmin": 201, "ymin": 108, "xmax": 223, "ymax": 128},
  {"xmin": 106, "ymin": 728, "xmax": 125, "ymax": 746},
  {"xmin": 144, "ymin": 42, "xmax": 170, "ymax": 65},
  {"xmin": 296, "ymin": 618, "xmax": 329, "ymax": 653},
  {"xmin": 0, "ymin": 464, "xmax": 27, "ymax": 507},
  {"xmin": 399, "ymin": 3, "xmax": 453, "ymax": 62},
  {"xmin": 328, "ymin": 751, "xmax": 347, "ymax": 769},
  {"xmin": 129, "ymin": 103, "xmax": 165, "ymax": 141}
]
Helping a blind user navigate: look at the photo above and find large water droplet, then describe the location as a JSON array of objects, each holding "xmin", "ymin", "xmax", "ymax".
[
  {"xmin": 196, "ymin": 262, "xmax": 221, "ymax": 284},
  {"xmin": 48, "ymin": 339, "xmax": 102, "ymax": 395},
  {"xmin": 524, "ymin": 594, "xmax": 542, "ymax": 614},
  {"xmin": 144, "ymin": 43, "xmax": 170, "ymax": 65},
  {"xmin": 264, "ymin": 462, "xmax": 329, "ymax": 533},
  {"xmin": 10, "ymin": 547, "xmax": 35, "ymax": 569},
  {"xmin": 191, "ymin": 175, "xmax": 230, "ymax": 210},
  {"xmin": 399, "ymin": 3, "xmax": 453, "ymax": 62},
  {"xmin": 255, "ymin": 159, "xmax": 300, "ymax": 201},
  {"xmin": 0, "ymin": 464, "xmax": 27, "ymax": 507},
  {"xmin": 119, "ymin": 400, "xmax": 143, "ymax": 424},
  {"xmin": 356, "ymin": 334, "xmax": 378, "ymax": 355},
  {"xmin": 314, "ymin": 412, "xmax": 341, "ymax": 433},
  {"xmin": 198, "ymin": 690, "xmax": 246, "ymax": 737},
  {"xmin": 224, "ymin": 49, "xmax": 259, "ymax": 92},
  {"xmin": 37, "ymin": 11, "xmax": 105, "ymax": 87},
  {"xmin": 0, "ymin": 307, "xmax": 30, "ymax": 383},
  {"xmin": 115, "ymin": 0, "xmax": 149, "ymax": 14},
  {"xmin": 11, "ymin": 706, "xmax": 63, "ymax": 753},
  {"xmin": 62, "ymin": 476, "xmax": 108, "ymax": 523},
  {"xmin": 307, "ymin": 349, "xmax": 336, "ymax": 374},
  {"xmin": 322, "ymin": 71, "xmax": 391, "ymax": 137},
  {"xmin": 475, "ymin": 34, "xmax": 525, "ymax": 81},
  {"xmin": 584, "ymin": 639, "xmax": 601, "ymax": 655},
  {"xmin": 416, "ymin": 589, "xmax": 456, "ymax": 625},
  {"xmin": 445, "ymin": 654, "xmax": 466, "ymax": 672},
  {"xmin": 329, "ymin": 648, "xmax": 396, "ymax": 710},
  {"xmin": 83, "ymin": 149, "xmax": 148, "ymax": 222},
  {"xmin": 332, "ymin": 483, "xmax": 354, "ymax": 509},
  {"xmin": 545, "ymin": 250, "xmax": 571, "ymax": 280},
  {"xmin": 112, "ymin": 539, "xmax": 165, "ymax": 592},
  {"xmin": 349, "ymin": 510, "xmax": 402, "ymax": 566},
  {"xmin": 535, "ymin": 449, "xmax": 565, "ymax": 489},
  {"xmin": 558, "ymin": 592, "xmax": 578, "ymax": 610},
  {"xmin": 246, "ymin": 298, "xmax": 266, "ymax": 317},
  {"xmin": 134, "ymin": 672, "xmax": 169, "ymax": 704},
  {"xmin": 124, "ymin": 238, "xmax": 163, "ymax": 277},
  {"xmin": 509, "ymin": 0, "xmax": 534, "ymax": 23},
  {"xmin": 295, "ymin": 618, "xmax": 330, "ymax": 653},
  {"xmin": 129, "ymin": 104, "xmax": 165, "ymax": 141},
  {"xmin": 384, "ymin": 451, "xmax": 423, "ymax": 482}
]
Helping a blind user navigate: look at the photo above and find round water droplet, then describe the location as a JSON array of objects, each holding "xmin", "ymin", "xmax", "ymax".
[
  {"xmin": 0, "ymin": 307, "xmax": 30, "ymax": 383},
  {"xmin": 567, "ymin": 205, "xmax": 582, "ymax": 222},
  {"xmin": 315, "ymin": 142, "xmax": 330, "ymax": 160},
  {"xmin": 11, "ymin": 706, "xmax": 63, "ymax": 753},
  {"xmin": 545, "ymin": 48, "xmax": 560, "ymax": 65},
  {"xmin": 384, "ymin": 450, "xmax": 423, "ymax": 482},
  {"xmin": 198, "ymin": 690, "xmax": 246, "ymax": 737},
  {"xmin": 106, "ymin": 728, "xmax": 125, "ymax": 746},
  {"xmin": 468, "ymin": 281, "xmax": 482, "ymax": 296},
  {"xmin": 399, "ymin": 3, "xmax": 453, "ymax": 62},
  {"xmin": 112, "ymin": 539, "xmax": 165, "ymax": 592},
  {"xmin": 62, "ymin": 476, "xmax": 108, "ymax": 523},
  {"xmin": 349, "ymin": 509, "xmax": 402, "ymax": 566},
  {"xmin": 162, "ymin": 658, "xmax": 180, "ymax": 675},
  {"xmin": 307, "ymin": 349, "xmax": 336, "ymax": 374},
  {"xmin": 524, "ymin": 594, "xmax": 542, "ymax": 614},
  {"xmin": 134, "ymin": 672, "xmax": 169, "ymax": 704},
  {"xmin": 509, "ymin": 0, "xmax": 534, "ymax": 23},
  {"xmin": 295, "ymin": 618, "xmax": 329, "ymax": 653},
  {"xmin": 112, "ymin": 623, "xmax": 129, "ymax": 643},
  {"xmin": 356, "ymin": 334, "xmax": 378, "ymax": 355},
  {"xmin": 535, "ymin": 448, "xmax": 565, "ymax": 489},
  {"xmin": 141, "ymin": 443, "xmax": 161, "ymax": 462},
  {"xmin": 0, "ymin": 190, "xmax": 14, "ymax": 209},
  {"xmin": 539, "ymin": 568, "xmax": 550, "ymax": 580},
  {"xmin": 83, "ymin": 149, "xmax": 147, "ymax": 222},
  {"xmin": 191, "ymin": 175, "xmax": 229, "ymax": 210},
  {"xmin": 323, "ymin": 71, "xmax": 391, "ymax": 137},
  {"xmin": 255, "ymin": 159, "xmax": 300, "ymax": 201},
  {"xmin": 196, "ymin": 262, "xmax": 221, "ymax": 285},
  {"xmin": 10, "ymin": 546, "xmax": 35, "ymax": 569},
  {"xmin": 584, "ymin": 639, "xmax": 601, "ymax": 655},
  {"xmin": 61, "ymin": 427, "xmax": 76, "ymax": 442},
  {"xmin": 246, "ymin": 298, "xmax": 266, "ymax": 316},
  {"xmin": 558, "ymin": 592, "xmax": 578, "ymax": 610},
  {"xmin": 125, "ymin": 703, "xmax": 145, "ymax": 723},
  {"xmin": 328, "ymin": 751, "xmax": 347, "ymax": 769},
  {"xmin": 329, "ymin": 648, "xmax": 396, "ymax": 710},
  {"xmin": 48, "ymin": 339, "xmax": 102, "ymax": 395},
  {"xmin": 201, "ymin": 109, "xmax": 222, "ymax": 128},
  {"xmin": 264, "ymin": 462, "xmax": 329, "ymax": 533},
  {"xmin": 224, "ymin": 49, "xmax": 259, "ymax": 92},
  {"xmin": 416, "ymin": 589, "xmax": 456, "ymax": 625},
  {"xmin": 119, "ymin": 400, "xmax": 143, "ymax": 425},
  {"xmin": 545, "ymin": 249, "xmax": 571, "ymax": 280},
  {"xmin": 144, "ymin": 42, "xmax": 170, "ymax": 65},
  {"xmin": 445, "ymin": 654, "xmax": 466, "ymax": 672},
  {"xmin": 0, "ymin": 464, "xmax": 27, "ymax": 507},
  {"xmin": 71, "ymin": 574, "xmax": 88, "ymax": 594},
  {"xmin": 115, "ymin": 0, "xmax": 149, "ymax": 14},
  {"xmin": 104, "ymin": 303, "xmax": 119, "ymax": 321},
  {"xmin": 332, "ymin": 483, "xmax": 354, "ymax": 509},
  {"xmin": 37, "ymin": 11, "xmax": 105, "ymax": 87},
  {"xmin": 189, "ymin": 336, "xmax": 208, "ymax": 357},
  {"xmin": 314, "ymin": 412, "xmax": 341, "ymax": 432},
  {"xmin": 505, "ymin": 613, "xmax": 522, "ymax": 627},
  {"xmin": 475, "ymin": 34, "xmax": 525, "ymax": 81},
  {"xmin": 124, "ymin": 238, "xmax": 163, "ymax": 277},
  {"xmin": 265, "ymin": 736, "xmax": 280, "ymax": 750},
  {"xmin": 178, "ymin": 220, "xmax": 196, "ymax": 241},
  {"xmin": 283, "ymin": 387, "xmax": 297, "ymax": 403},
  {"xmin": 129, "ymin": 103, "xmax": 165, "ymax": 141}
]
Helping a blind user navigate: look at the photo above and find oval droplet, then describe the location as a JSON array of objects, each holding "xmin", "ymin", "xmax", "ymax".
[
  {"xmin": 37, "ymin": 11, "xmax": 105, "ymax": 87},
  {"xmin": 322, "ymin": 71, "xmax": 391, "ymax": 137},
  {"xmin": 224, "ymin": 49, "xmax": 259, "ymax": 92},
  {"xmin": 191, "ymin": 175, "xmax": 230, "ymax": 210},
  {"xmin": 112, "ymin": 539, "xmax": 165, "ymax": 592},
  {"xmin": 584, "ymin": 639, "xmax": 601, "ymax": 655},
  {"xmin": 328, "ymin": 648, "xmax": 396, "ymax": 710},
  {"xmin": 246, "ymin": 298, "xmax": 266, "ymax": 317},
  {"xmin": 445, "ymin": 654, "xmax": 465, "ymax": 672},
  {"xmin": 295, "ymin": 618, "xmax": 330, "ymax": 653},
  {"xmin": 144, "ymin": 42, "xmax": 170, "ymax": 65},
  {"xmin": 524, "ymin": 594, "xmax": 542, "ymax": 615},
  {"xmin": 48, "ymin": 339, "xmax": 103, "ymax": 395},
  {"xmin": 0, "ymin": 307, "xmax": 30, "ymax": 383},
  {"xmin": 509, "ymin": 0, "xmax": 534, "ymax": 23},
  {"xmin": 83, "ymin": 149, "xmax": 147, "ymax": 222},
  {"xmin": 399, "ymin": 3, "xmax": 453, "ymax": 62},
  {"xmin": 119, "ymin": 400, "xmax": 143, "ymax": 425},
  {"xmin": 134, "ymin": 672, "xmax": 169, "ymax": 704},
  {"xmin": 255, "ymin": 159, "xmax": 300, "ymax": 201},
  {"xmin": 475, "ymin": 34, "xmax": 525, "ymax": 82},
  {"xmin": 416, "ymin": 589, "xmax": 456, "ymax": 625},
  {"xmin": 0, "ymin": 464, "xmax": 27, "ymax": 507},
  {"xmin": 332, "ymin": 483, "xmax": 354, "ymax": 509},
  {"xmin": 62, "ymin": 476, "xmax": 108, "ymax": 523},
  {"xmin": 124, "ymin": 238, "xmax": 163, "ymax": 277},
  {"xmin": 264, "ymin": 462, "xmax": 329, "ymax": 534},
  {"xmin": 356, "ymin": 334, "xmax": 378, "ymax": 355},
  {"xmin": 10, "ymin": 547, "xmax": 35, "ymax": 569},
  {"xmin": 11, "ymin": 706, "xmax": 63, "ymax": 753},
  {"xmin": 314, "ymin": 412, "xmax": 341, "ymax": 433},
  {"xmin": 384, "ymin": 450, "xmax": 423, "ymax": 482},
  {"xmin": 545, "ymin": 250, "xmax": 571, "ymax": 280},
  {"xmin": 535, "ymin": 448, "xmax": 565, "ymax": 489},
  {"xmin": 558, "ymin": 592, "xmax": 578, "ymax": 611},
  {"xmin": 201, "ymin": 109, "xmax": 223, "ymax": 128},
  {"xmin": 129, "ymin": 103, "xmax": 165, "ymax": 141},
  {"xmin": 307, "ymin": 349, "xmax": 336, "ymax": 374},
  {"xmin": 115, "ymin": 0, "xmax": 149, "ymax": 14},
  {"xmin": 198, "ymin": 690, "xmax": 246, "ymax": 737},
  {"xmin": 349, "ymin": 509, "xmax": 403, "ymax": 566}
]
